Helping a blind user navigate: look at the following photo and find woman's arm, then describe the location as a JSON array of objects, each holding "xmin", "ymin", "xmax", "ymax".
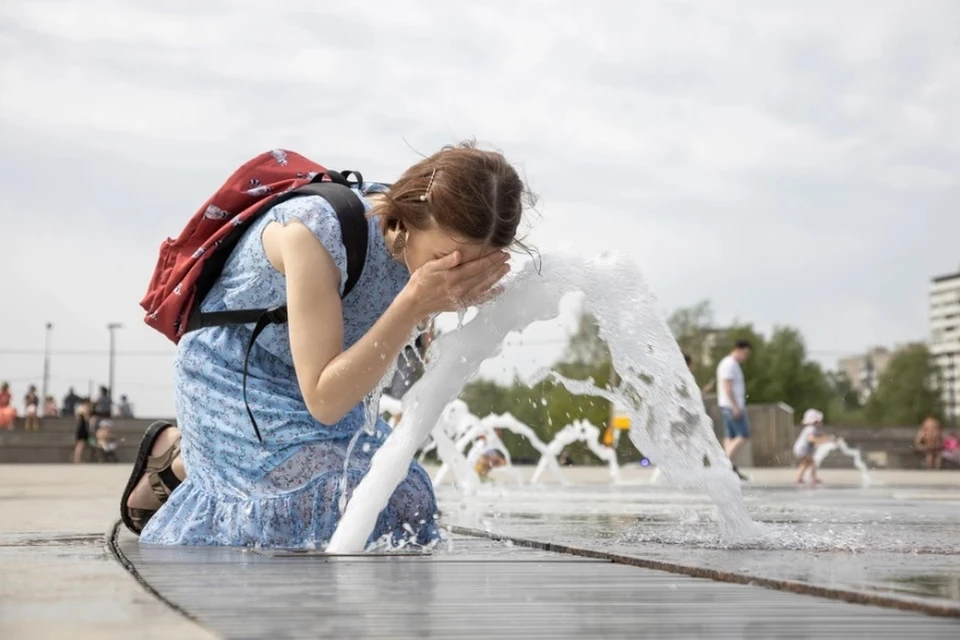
[{"xmin": 265, "ymin": 219, "xmax": 508, "ymax": 425}]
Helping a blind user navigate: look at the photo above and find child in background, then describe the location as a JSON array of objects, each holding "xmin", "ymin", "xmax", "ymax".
[
  {"xmin": 467, "ymin": 434, "xmax": 507, "ymax": 480},
  {"xmin": 95, "ymin": 419, "xmax": 119, "ymax": 463},
  {"xmin": 793, "ymin": 408, "xmax": 835, "ymax": 485}
]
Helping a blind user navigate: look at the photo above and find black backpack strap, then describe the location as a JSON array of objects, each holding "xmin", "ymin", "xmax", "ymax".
[
  {"xmin": 291, "ymin": 178, "xmax": 368, "ymax": 297},
  {"xmin": 241, "ymin": 306, "xmax": 289, "ymax": 442}
]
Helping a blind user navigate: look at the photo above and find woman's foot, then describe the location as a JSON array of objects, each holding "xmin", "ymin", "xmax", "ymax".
[
  {"xmin": 126, "ymin": 426, "xmax": 183, "ymax": 509},
  {"xmin": 120, "ymin": 422, "xmax": 186, "ymax": 534}
]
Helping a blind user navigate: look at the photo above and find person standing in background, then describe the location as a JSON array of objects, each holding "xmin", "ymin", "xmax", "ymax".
[
  {"xmin": 73, "ymin": 399, "xmax": 92, "ymax": 464},
  {"xmin": 62, "ymin": 387, "xmax": 81, "ymax": 416},
  {"xmin": 93, "ymin": 386, "xmax": 112, "ymax": 419},
  {"xmin": 716, "ymin": 340, "xmax": 752, "ymax": 481},
  {"xmin": 117, "ymin": 395, "xmax": 135, "ymax": 419},
  {"xmin": 23, "ymin": 385, "xmax": 40, "ymax": 431},
  {"xmin": 0, "ymin": 382, "xmax": 16, "ymax": 430},
  {"xmin": 43, "ymin": 396, "xmax": 59, "ymax": 417}
]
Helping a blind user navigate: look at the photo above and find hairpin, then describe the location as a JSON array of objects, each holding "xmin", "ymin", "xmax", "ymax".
[{"xmin": 419, "ymin": 169, "xmax": 437, "ymax": 202}]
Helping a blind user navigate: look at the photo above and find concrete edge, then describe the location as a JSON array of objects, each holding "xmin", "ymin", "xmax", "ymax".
[
  {"xmin": 104, "ymin": 519, "xmax": 210, "ymax": 630},
  {"xmin": 448, "ymin": 525, "xmax": 960, "ymax": 620}
]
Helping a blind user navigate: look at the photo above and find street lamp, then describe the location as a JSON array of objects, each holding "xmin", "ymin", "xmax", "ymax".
[
  {"xmin": 107, "ymin": 323, "xmax": 123, "ymax": 405},
  {"xmin": 41, "ymin": 322, "xmax": 53, "ymax": 411}
]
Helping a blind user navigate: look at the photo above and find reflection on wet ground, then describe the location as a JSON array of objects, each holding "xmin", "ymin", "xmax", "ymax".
[
  {"xmin": 118, "ymin": 528, "xmax": 960, "ymax": 638},
  {"xmin": 439, "ymin": 482, "xmax": 960, "ymax": 606}
]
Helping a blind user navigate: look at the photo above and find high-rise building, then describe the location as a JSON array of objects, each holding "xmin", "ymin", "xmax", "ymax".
[
  {"xmin": 837, "ymin": 347, "xmax": 893, "ymax": 403},
  {"xmin": 930, "ymin": 268, "xmax": 960, "ymax": 425}
]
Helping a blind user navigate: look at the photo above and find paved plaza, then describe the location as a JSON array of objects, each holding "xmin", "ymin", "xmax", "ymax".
[{"xmin": 1, "ymin": 464, "xmax": 958, "ymax": 638}]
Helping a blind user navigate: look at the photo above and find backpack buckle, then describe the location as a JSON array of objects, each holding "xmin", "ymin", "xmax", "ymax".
[{"xmin": 263, "ymin": 306, "xmax": 288, "ymax": 324}]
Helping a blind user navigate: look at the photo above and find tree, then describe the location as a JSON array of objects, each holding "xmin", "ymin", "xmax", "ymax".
[
  {"xmin": 760, "ymin": 326, "xmax": 831, "ymax": 416},
  {"xmin": 666, "ymin": 300, "xmax": 720, "ymax": 388},
  {"xmin": 667, "ymin": 300, "xmax": 714, "ymax": 353},
  {"xmin": 865, "ymin": 343, "xmax": 944, "ymax": 426},
  {"xmin": 826, "ymin": 371, "xmax": 861, "ymax": 412},
  {"xmin": 561, "ymin": 311, "xmax": 611, "ymax": 378},
  {"xmin": 824, "ymin": 371, "xmax": 866, "ymax": 426}
]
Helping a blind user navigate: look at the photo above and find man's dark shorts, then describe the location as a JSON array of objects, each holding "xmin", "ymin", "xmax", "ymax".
[{"xmin": 720, "ymin": 407, "xmax": 750, "ymax": 439}]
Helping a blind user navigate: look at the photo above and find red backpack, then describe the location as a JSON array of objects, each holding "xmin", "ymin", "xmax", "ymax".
[{"xmin": 140, "ymin": 150, "xmax": 371, "ymax": 441}]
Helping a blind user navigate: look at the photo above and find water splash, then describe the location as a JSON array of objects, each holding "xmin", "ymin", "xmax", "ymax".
[
  {"xmin": 327, "ymin": 251, "xmax": 760, "ymax": 553},
  {"xmin": 813, "ymin": 438, "xmax": 871, "ymax": 486},
  {"xmin": 529, "ymin": 420, "xmax": 619, "ymax": 484}
]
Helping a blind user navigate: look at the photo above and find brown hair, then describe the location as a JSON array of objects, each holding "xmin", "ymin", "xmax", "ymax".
[{"xmin": 374, "ymin": 140, "xmax": 536, "ymax": 251}]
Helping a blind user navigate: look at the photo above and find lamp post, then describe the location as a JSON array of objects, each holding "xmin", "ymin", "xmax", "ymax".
[
  {"xmin": 41, "ymin": 322, "xmax": 53, "ymax": 412},
  {"xmin": 106, "ymin": 323, "xmax": 123, "ymax": 407}
]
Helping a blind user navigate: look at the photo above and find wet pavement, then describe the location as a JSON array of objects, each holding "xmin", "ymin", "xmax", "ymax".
[
  {"xmin": 440, "ymin": 480, "xmax": 960, "ymax": 611},
  {"xmin": 3, "ymin": 464, "xmax": 959, "ymax": 638},
  {"xmin": 115, "ymin": 525, "xmax": 960, "ymax": 638}
]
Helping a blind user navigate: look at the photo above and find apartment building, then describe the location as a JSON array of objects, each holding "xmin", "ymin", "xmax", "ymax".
[
  {"xmin": 930, "ymin": 268, "xmax": 960, "ymax": 424},
  {"xmin": 837, "ymin": 346, "xmax": 893, "ymax": 403}
]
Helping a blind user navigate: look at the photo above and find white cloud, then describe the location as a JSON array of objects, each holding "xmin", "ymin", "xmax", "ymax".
[{"xmin": 1, "ymin": 0, "xmax": 958, "ymax": 416}]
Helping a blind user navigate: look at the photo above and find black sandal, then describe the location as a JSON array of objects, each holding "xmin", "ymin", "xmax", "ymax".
[{"xmin": 120, "ymin": 420, "xmax": 182, "ymax": 535}]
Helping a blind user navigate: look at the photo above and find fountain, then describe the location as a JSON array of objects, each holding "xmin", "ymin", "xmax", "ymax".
[
  {"xmin": 530, "ymin": 420, "xmax": 619, "ymax": 484},
  {"xmin": 432, "ymin": 406, "xmax": 542, "ymax": 486},
  {"xmin": 813, "ymin": 438, "xmax": 871, "ymax": 486},
  {"xmin": 327, "ymin": 251, "xmax": 758, "ymax": 554},
  {"xmin": 401, "ymin": 396, "xmax": 618, "ymax": 487}
]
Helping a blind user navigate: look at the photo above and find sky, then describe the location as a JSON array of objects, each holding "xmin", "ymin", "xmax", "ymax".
[{"xmin": 1, "ymin": 0, "xmax": 958, "ymax": 417}]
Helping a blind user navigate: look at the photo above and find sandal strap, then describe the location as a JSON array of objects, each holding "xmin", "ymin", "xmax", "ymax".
[
  {"xmin": 127, "ymin": 507, "xmax": 156, "ymax": 534},
  {"xmin": 146, "ymin": 438, "xmax": 181, "ymax": 504}
]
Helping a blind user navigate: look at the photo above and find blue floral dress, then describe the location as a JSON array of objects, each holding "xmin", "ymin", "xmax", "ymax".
[{"xmin": 139, "ymin": 185, "xmax": 441, "ymax": 549}]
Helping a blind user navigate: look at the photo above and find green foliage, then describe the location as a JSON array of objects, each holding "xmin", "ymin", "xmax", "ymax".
[
  {"xmin": 822, "ymin": 371, "xmax": 867, "ymax": 425},
  {"xmin": 667, "ymin": 299, "xmax": 717, "ymax": 387},
  {"xmin": 461, "ymin": 312, "xmax": 615, "ymax": 465},
  {"xmin": 864, "ymin": 343, "xmax": 944, "ymax": 426}
]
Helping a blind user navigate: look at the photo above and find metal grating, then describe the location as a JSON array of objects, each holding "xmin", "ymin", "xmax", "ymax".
[{"xmin": 114, "ymin": 527, "xmax": 959, "ymax": 639}]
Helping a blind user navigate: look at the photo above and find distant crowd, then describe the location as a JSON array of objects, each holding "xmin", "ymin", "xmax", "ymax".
[
  {"xmin": 0, "ymin": 382, "xmax": 136, "ymax": 464},
  {"xmin": 0, "ymin": 382, "xmax": 135, "ymax": 429}
]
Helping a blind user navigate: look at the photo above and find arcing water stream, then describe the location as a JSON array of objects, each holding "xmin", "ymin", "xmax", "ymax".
[{"xmin": 326, "ymin": 251, "xmax": 760, "ymax": 553}]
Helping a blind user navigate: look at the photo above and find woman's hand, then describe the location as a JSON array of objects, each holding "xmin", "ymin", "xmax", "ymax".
[{"xmin": 402, "ymin": 250, "xmax": 511, "ymax": 319}]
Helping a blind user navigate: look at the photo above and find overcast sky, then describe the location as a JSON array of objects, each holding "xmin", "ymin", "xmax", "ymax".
[{"xmin": 1, "ymin": 0, "xmax": 958, "ymax": 417}]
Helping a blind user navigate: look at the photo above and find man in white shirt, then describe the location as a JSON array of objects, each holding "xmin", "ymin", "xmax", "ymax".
[{"xmin": 716, "ymin": 340, "xmax": 752, "ymax": 480}]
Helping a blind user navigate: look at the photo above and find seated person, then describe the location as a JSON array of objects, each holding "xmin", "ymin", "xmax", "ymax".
[
  {"xmin": 942, "ymin": 432, "xmax": 959, "ymax": 467},
  {"xmin": 914, "ymin": 416, "xmax": 944, "ymax": 470}
]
